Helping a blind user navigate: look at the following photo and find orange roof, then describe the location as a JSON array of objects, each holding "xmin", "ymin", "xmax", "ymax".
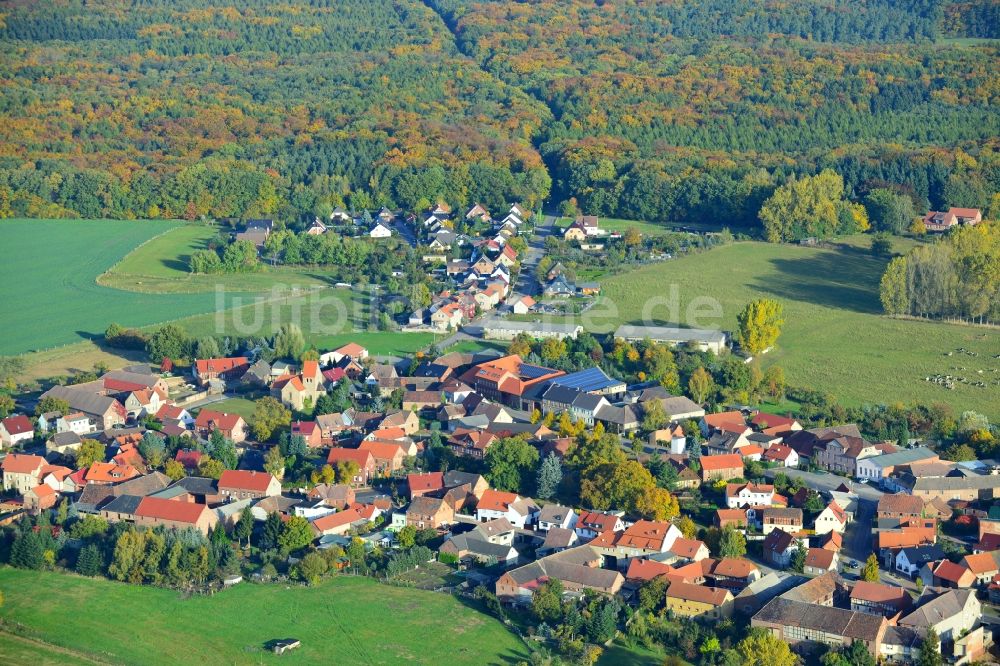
[
  {"xmin": 478, "ymin": 489, "xmax": 520, "ymax": 512},
  {"xmin": 1, "ymin": 453, "xmax": 46, "ymax": 475},
  {"xmin": 715, "ymin": 508, "xmax": 748, "ymax": 524},
  {"xmin": 135, "ymin": 496, "xmax": 209, "ymax": 524},
  {"xmin": 85, "ymin": 462, "xmax": 140, "ymax": 483},
  {"xmin": 29, "ymin": 484, "xmax": 55, "ymax": 498},
  {"xmin": 368, "ymin": 427, "xmax": 406, "ymax": 441},
  {"xmin": 157, "ymin": 404, "xmax": 188, "ymax": 420},
  {"xmin": 712, "ymin": 557, "xmax": 758, "ymax": 578},
  {"xmin": 700, "ymin": 454, "xmax": 744, "ymax": 472},
  {"xmin": 669, "ymin": 537, "xmax": 707, "ymax": 559},
  {"xmin": 703, "ymin": 411, "xmax": 746, "ymax": 428},
  {"xmin": 218, "ymin": 470, "xmax": 276, "ymax": 493},
  {"xmin": 327, "ymin": 447, "xmax": 374, "ymax": 467},
  {"xmin": 739, "ymin": 445, "xmax": 763, "ymax": 457},
  {"xmin": 334, "ymin": 342, "xmax": 366, "ymax": 358},
  {"xmin": 963, "ymin": 552, "xmax": 1000, "ymax": 575},
  {"xmin": 876, "ymin": 526, "xmax": 936, "ymax": 549},
  {"xmin": 578, "ymin": 511, "xmax": 621, "ymax": 531},
  {"xmin": 302, "ymin": 360, "xmax": 319, "ymax": 377},
  {"xmin": 357, "ymin": 440, "xmax": 404, "ymax": 461},
  {"xmin": 625, "ymin": 558, "xmax": 674, "ymax": 582}
]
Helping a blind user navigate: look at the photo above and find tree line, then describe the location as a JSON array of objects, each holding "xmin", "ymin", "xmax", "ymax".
[{"xmin": 880, "ymin": 221, "xmax": 999, "ymax": 323}]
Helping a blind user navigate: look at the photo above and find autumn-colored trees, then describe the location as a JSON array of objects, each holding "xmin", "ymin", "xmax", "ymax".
[{"xmin": 880, "ymin": 222, "xmax": 999, "ymax": 323}]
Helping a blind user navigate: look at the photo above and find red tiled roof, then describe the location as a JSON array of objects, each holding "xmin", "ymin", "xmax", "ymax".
[
  {"xmin": 1, "ymin": 453, "xmax": 45, "ymax": 474},
  {"xmin": 194, "ymin": 410, "xmax": 244, "ymax": 431},
  {"xmin": 135, "ymin": 496, "xmax": 209, "ymax": 524},
  {"xmin": 617, "ymin": 520, "xmax": 676, "ymax": 551},
  {"xmin": 157, "ymin": 404, "xmax": 188, "ymax": 420},
  {"xmin": 851, "ymin": 581, "xmax": 911, "ymax": 606},
  {"xmin": 2, "ymin": 415, "xmax": 34, "ymax": 436},
  {"xmin": 195, "ymin": 357, "xmax": 249, "ymax": 374},
  {"xmin": 933, "ymin": 559, "xmax": 972, "ymax": 584},
  {"xmin": 963, "ymin": 552, "xmax": 1000, "ymax": 574},
  {"xmin": 218, "ymin": 470, "xmax": 276, "ymax": 492},
  {"xmin": 804, "ymin": 548, "xmax": 835, "ymax": 570},
  {"xmin": 578, "ymin": 511, "xmax": 621, "ymax": 531},
  {"xmin": 322, "ymin": 368, "xmax": 346, "ymax": 383},
  {"xmin": 291, "ymin": 421, "xmax": 318, "ymax": 436},
  {"xmin": 29, "ymin": 484, "xmax": 55, "ymax": 499},
  {"xmin": 103, "ymin": 377, "xmax": 148, "ymax": 393},
  {"xmin": 368, "ymin": 427, "xmax": 406, "ymax": 441},
  {"xmin": 175, "ymin": 449, "xmax": 202, "ymax": 469},
  {"xmin": 407, "ymin": 472, "xmax": 444, "ymax": 493},
  {"xmin": 712, "ymin": 557, "xmax": 758, "ymax": 578}
]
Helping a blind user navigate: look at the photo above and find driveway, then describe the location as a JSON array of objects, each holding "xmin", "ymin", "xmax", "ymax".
[{"xmin": 511, "ymin": 214, "xmax": 554, "ymax": 297}]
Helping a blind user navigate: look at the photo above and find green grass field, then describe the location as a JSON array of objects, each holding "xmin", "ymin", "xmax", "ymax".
[
  {"xmin": 539, "ymin": 239, "xmax": 1000, "ymax": 416},
  {"xmin": 0, "ymin": 568, "xmax": 528, "ymax": 665},
  {"xmin": 554, "ymin": 216, "xmax": 720, "ymax": 236},
  {"xmin": 201, "ymin": 398, "xmax": 260, "ymax": 420},
  {"xmin": 0, "ymin": 632, "xmax": 98, "ymax": 665},
  {"xmin": 0, "ymin": 219, "xmax": 253, "ymax": 355},
  {"xmin": 100, "ymin": 223, "xmax": 334, "ymax": 294}
]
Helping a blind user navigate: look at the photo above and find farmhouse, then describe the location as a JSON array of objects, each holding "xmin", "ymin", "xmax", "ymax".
[{"xmin": 217, "ymin": 470, "xmax": 281, "ymax": 499}]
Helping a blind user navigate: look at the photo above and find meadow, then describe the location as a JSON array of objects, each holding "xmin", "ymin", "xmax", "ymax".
[
  {"xmin": 0, "ymin": 568, "xmax": 528, "ymax": 665},
  {"xmin": 0, "ymin": 219, "xmax": 249, "ymax": 355},
  {"xmin": 547, "ymin": 239, "xmax": 999, "ymax": 416}
]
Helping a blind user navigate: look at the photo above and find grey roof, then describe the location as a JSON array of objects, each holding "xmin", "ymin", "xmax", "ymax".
[
  {"xmin": 735, "ymin": 572, "xmax": 804, "ymax": 604},
  {"xmin": 103, "ymin": 370, "xmax": 160, "ymax": 388},
  {"xmin": 41, "ymin": 385, "xmax": 122, "ymax": 417},
  {"xmin": 538, "ymin": 504, "xmax": 575, "ymax": 525},
  {"xmin": 75, "ymin": 484, "xmax": 115, "ymax": 512},
  {"xmin": 114, "ymin": 472, "xmax": 172, "ymax": 497},
  {"xmin": 443, "ymin": 470, "xmax": 483, "ymax": 489},
  {"xmin": 540, "ymin": 526, "xmax": 577, "ymax": 551},
  {"xmin": 101, "ymin": 494, "xmax": 144, "ymax": 515},
  {"xmin": 660, "ymin": 396, "xmax": 706, "ymax": 418},
  {"xmin": 898, "ymin": 545, "xmax": 946, "ymax": 565},
  {"xmin": 443, "ymin": 532, "xmax": 515, "ymax": 560},
  {"xmin": 614, "ymin": 324, "xmax": 726, "ymax": 346},
  {"xmin": 753, "ymin": 597, "xmax": 883, "ymax": 642},
  {"xmin": 595, "ymin": 404, "xmax": 639, "ymax": 425},
  {"xmin": 860, "ymin": 446, "xmax": 938, "ymax": 469},
  {"xmin": 899, "ymin": 588, "xmax": 976, "ymax": 628},
  {"xmin": 169, "ymin": 476, "xmax": 219, "ymax": 496},
  {"xmin": 571, "ymin": 392, "xmax": 607, "ymax": 413},
  {"xmin": 481, "ymin": 318, "xmax": 583, "ymax": 336},
  {"xmin": 541, "ymin": 384, "xmax": 580, "ymax": 407},
  {"xmin": 49, "ymin": 431, "xmax": 82, "ymax": 446},
  {"xmin": 911, "ymin": 472, "xmax": 1000, "ymax": 493}
]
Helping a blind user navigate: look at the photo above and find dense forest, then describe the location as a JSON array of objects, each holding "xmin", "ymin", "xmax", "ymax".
[
  {"xmin": 0, "ymin": 0, "xmax": 997, "ymax": 228},
  {"xmin": 0, "ymin": 0, "xmax": 552, "ymax": 221}
]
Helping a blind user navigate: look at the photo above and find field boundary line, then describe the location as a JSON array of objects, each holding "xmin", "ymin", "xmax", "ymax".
[{"xmin": 0, "ymin": 628, "xmax": 112, "ymax": 665}]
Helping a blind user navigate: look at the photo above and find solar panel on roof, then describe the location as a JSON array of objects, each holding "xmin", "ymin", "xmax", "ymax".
[
  {"xmin": 519, "ymin": 364, "xmax": 556, "ymax": 379},
  {"xmin": 550, "ymin": 367, "xmax": 621, "ymax": 391}
]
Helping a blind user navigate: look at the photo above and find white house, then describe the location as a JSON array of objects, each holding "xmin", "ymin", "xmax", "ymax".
[
  {"xmin": 476, "ymin": 489, "xmax": 540, "ymax": 529},
  {"xmin": 57, "ymin": 412, "xmax": 96, "ymax": 436},
  {"xmin": 813, "ymin": 501, "xmax": 849, "ymax": 535},
  {"xmin": 899, "ymin": 588, "xmax": 980, "ymax": 644},
  {"xmin": 726, "ymin": 482, "xmax": 775, "ymax": 509},
  {"xmin": 0, "ymin": 416, "xmax": 35, "ymax": 448},
  {"xmin": 369, "ymin": 222, "xmax": 393, "ymax": 238},
  {"xmin": 537, "ymin": 504, "xmax": 578, "ymax": 532}
]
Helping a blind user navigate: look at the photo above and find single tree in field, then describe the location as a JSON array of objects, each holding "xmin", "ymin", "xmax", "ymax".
[
  {"xmin": 862, "ymin": 553, "xmax": 881, "ymax": 582},
  {"xmin": 736, "ymin": 298, "xmax": 784, "ymax": 356}
]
